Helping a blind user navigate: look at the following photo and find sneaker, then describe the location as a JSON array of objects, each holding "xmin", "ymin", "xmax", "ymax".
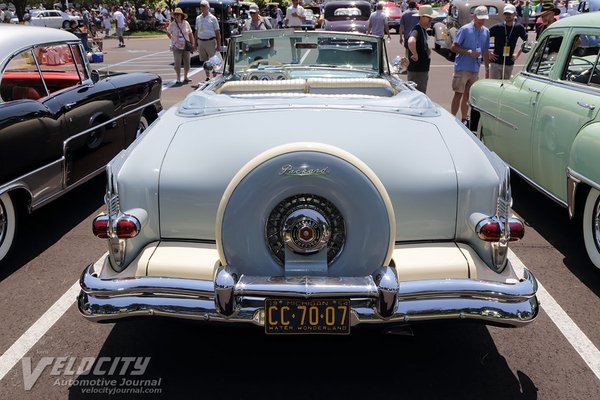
[
  {"xmin": 173, "ymin": 81, "xmax": 183, "ymax": 87},
  {"xmin": 183, "ymin": 78, "xmax": 191, "ymax": 84}
]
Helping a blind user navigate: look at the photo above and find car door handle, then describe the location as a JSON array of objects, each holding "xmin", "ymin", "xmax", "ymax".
[
  {"xmin": 528, "ymin": 87, "xmax": 541, "ymax": 94},
  {"xmin": 577, "ymin": 101, "xmax": 596, "ymax": 111},
  {"xmin": 64, "ymin": 102, "xmax": 77, "ymax": 110}
]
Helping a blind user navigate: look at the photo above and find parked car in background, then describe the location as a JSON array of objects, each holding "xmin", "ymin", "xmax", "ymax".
[
  {"xmin": 383, "ymin": 2, "xmax": 402, "ymax": 33},
  {"xmin": 304, "ymin": 4, "xmax": 324, "ymax": 28},
  {"xmin": 469, "ymin": 12, "xmax": 600, "ymax": 270},
  {"xmin": 302, "ymin": 8, "xmax": 316, "ymax": 30},
  {"xmin": 322, "ymin": 0, "xmax": 371, "ymax": 33},
  {"xmin": 430, "ymin": 4, "xmax": 448, "ymax": 33},
  {"xmin": 0, "ymin": 25, "xmax": 162, "ymax": 264},
  {"xmin": 10, "ymin": 9, "xmax": 82, "ymax": 28},
  {"xmin": 176, "ymin": 0, "xmax": 241, "ymax": 46},
  {"xmin": 78, "ymin": 29, "xmax": 538, "ymax": 334},
  {"xmin": 432, "ymin": 0, "xmax": 504, "ymax": 59}
]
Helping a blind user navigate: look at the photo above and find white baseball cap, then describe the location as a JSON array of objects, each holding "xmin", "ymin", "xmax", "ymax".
[
  {"xmin": 503, "ymin": 4, "xmax": 516, "ymax": 14},
  {"xmin": 249, "ymin": 4, "xmax": 259, "ymax": 13},
  {"xmin": 473, "ymin": 5, "xmax": 489, "ymax": 19}
]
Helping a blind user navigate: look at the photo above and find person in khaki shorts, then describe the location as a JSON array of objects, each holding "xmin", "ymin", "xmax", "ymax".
[
  {"xmin": 450, "ymin": 6, "xmax": 490, "ymax": 124},
  {"xmin": 194, "ymin": 0, "xmax": 221, "ymax": 84}
]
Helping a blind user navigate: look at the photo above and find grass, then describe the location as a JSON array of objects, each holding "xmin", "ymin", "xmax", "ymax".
[{"xmin": 124, "ymin": 30, "xmax": 167, "ymax": 37}]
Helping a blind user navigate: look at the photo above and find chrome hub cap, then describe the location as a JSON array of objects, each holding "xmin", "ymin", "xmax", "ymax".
[
  {"xmin": 266, "ymin": 194, "xmax": 345, "ymax": 265},
  {"xmin": 283, "ymin": 209, "xmax": 331, "ymax": 254}
]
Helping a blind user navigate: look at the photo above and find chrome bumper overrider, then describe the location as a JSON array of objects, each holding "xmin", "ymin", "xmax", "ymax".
[{"xmin": 78, "ymin": 264, "xmax": 539, "ymax": 327}]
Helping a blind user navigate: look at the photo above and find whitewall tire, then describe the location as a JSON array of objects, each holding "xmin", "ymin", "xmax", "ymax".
[
  {"xmin": 136, "ymin": 115, "xmax": 149, "ymax": 138},
  {"xmin": 0, "ymin": 192, "xmax": 17, "ymax": 263},
  {"xmin": 583, "ymin": 187, "xmax": 600, "ymax": 270}
]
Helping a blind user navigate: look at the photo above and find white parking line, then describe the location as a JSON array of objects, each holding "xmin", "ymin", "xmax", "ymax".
[
  {"xmin": 1, "ymin": 251, "xmax": 598, "ymax": 382},
  {"xmin": 0, "ymin": 279, "xmax": 81, "ymax": 381},
  {"xmin": 508, "ymin": 250, "xmax": 600, "ymax": 380}
]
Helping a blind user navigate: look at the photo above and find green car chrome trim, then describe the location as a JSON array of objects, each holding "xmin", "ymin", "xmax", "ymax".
[
  {"xmin": 470, "ymin": 104, "xmax": 518, "ymax": 131},
  {"xmin": 567, "ymin": 168, "xmax": 600, "ymax": 219}
]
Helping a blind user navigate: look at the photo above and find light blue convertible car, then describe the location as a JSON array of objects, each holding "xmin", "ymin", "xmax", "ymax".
[{"xmin": 78, "ymin": 29, "xmax": 538, "ymax": 334}]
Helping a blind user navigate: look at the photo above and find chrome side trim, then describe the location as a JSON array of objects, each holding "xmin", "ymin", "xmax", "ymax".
[
  {"xmin": 518, "ymin": 72, "xmax": 600, "ymax": 97},
  {"xmin": 567, "ymin": 169, "xmax": 581, "ymax": 219},
  {"xmin": 567, "ymin": 168, "xmax": 600, "ymax": 219},
  {"xmin": 78, "ymin": 263, "xmax": 539, "ymax": 328},
  {"xmin": 62, "ymin": 99, "xmax": 160, "ymax": 152},
  {"xmin": 509, "ymin": 165, "xmax": 568, "ymax": 208},
  {"xmin": 32, "ymin": 166, "xmax": 104, "ymax": 210},
  {"xmin": 0, "ymin": 158, "xmax": 64, "ymax": 210},
  {"xmin": 469, "ymin": 104, "xmax": 517, "ymax": 131}
]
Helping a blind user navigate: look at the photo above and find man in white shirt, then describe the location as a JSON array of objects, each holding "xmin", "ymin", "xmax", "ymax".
[
  {"xmin": 195, "ymin": 0, "xmax": 222, "ymax": 82},
  {"xmin": 113, "ymin": 7, "xmax": 126, "ymax": 48},
  {"xmin": 284, "ymin": 0, "xmax": 305, "ymax": 63},
  {"xmin": 284, "ymin": 0, "xmax": 305, "ymax": 28}
]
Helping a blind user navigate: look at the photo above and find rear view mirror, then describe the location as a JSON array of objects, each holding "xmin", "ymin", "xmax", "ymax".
[
  {"xmin": 521, "ymin": 41, "xmax": 534, "ymax": 54},
  {"xmin": 91, "ymin": 70, "xmax": 100, "ymax": 83}
]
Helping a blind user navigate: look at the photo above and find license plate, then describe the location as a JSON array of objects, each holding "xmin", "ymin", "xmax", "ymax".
[{"xmin": 265, "ymin": 299, "xmax": 350, "ymax": 335}]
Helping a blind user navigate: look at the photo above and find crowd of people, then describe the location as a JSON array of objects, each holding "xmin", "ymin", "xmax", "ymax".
[{"xmin": 1, "ymin": 0, "xmax": 577, "ymax": 97}]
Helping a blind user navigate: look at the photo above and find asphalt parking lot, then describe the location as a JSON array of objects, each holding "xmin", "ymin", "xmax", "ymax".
[{"xmin": 0, "ymin": 33, "xmax": 599, "ymax": 399}]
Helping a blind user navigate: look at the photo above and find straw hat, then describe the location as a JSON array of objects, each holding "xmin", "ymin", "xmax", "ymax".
[
  {"xmin": 173, "ymin": 7, "xmax": 188, "ymax": 19},
  {"xmin": 533, "ymin": 3, "xmax": 560, "ymax": 17}
]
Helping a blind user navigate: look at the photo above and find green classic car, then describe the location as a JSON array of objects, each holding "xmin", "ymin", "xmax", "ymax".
[{"xmin": 469, "ymin": 12, "xmax": 600, "ymax": 270}]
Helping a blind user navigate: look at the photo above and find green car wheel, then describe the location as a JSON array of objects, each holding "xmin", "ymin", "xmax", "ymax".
[{"xmin": 583, "ymin": 188, "xmax": 600, "ymax": 270}]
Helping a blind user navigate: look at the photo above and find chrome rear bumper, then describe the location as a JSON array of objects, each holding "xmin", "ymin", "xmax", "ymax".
[{"xmin": 78, "ymin": 263, "xmax": 539, "ymax": 328}]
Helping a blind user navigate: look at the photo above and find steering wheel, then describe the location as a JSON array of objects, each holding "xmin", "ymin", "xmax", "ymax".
[
  {"xmin": 570, "ymin": 56, "xmax": 595, "ymax": 68},
  {"xmin": 567, "ymin": 57, "xmax": 598, "ymax": 82},
  {"xmin": 242, "ymin": 58, "xmax": 289, "ymax": 80}
]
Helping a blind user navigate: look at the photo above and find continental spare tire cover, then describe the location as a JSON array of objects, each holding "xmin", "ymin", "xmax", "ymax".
[{"xmin": 216, "ymin": 143, "xmax": 395, "ymax": 277}]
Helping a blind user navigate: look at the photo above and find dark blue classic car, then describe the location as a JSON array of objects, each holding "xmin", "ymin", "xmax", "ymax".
[{"xmin": 0, "ymin": 25, "xmax": 162, "ymax": 263}]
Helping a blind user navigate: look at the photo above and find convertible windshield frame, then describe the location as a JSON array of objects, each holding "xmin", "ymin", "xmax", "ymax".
[{"xmin": 224, "ymin": 29, "xmax": 385, "ymax": 77}]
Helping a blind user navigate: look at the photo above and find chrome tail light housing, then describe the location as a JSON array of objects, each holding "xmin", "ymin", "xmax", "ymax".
[
  {"xmin": 476, "ymin": 166, "xmax": 524, "ymax": 272},
  {"xmin": 91, "ymin": 164, "xmax": 140, "ymax": 271}
]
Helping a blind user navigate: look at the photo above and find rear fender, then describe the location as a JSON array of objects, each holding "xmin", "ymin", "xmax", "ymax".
[{"xmin": 568, "ymin": 122, "xmax": 600, "ymax": 218}]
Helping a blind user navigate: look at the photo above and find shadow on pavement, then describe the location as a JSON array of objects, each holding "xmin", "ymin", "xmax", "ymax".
[
  {"xmin": 69, "ymin": 319, "xmax": 537, "ymax": 400},
  {"xmin": 0, "ymin": 174, "xmax": 105, "ymax": 282},
  {"xmin": 510, "ymin": 174, "xmax": 600, "ymax": 297}
]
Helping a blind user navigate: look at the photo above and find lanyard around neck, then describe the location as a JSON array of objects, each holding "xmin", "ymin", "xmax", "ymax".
[{"xmin": 504, "ymin": 22, "xmax": 514, "ymax": 40}]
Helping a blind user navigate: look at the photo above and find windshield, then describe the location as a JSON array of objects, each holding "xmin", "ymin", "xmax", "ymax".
[{"xmin": 230, "ymin": 30, "xmax": 381, "ymax": 77}]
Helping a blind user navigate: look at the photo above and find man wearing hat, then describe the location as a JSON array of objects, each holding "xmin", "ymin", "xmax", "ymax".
[
  {"xmin": 535, "ymin": 3, "xmax": 560, "ymax": 40},
  {"xmin": 488, "ymin": 4, "xmax": 528, "ymax": 80},
  {"xmin": 406, "ymin": 5, "xmax": 435, "ymax": 94},
  {"xmin": 450, "ymin": 5, "xmax": 490, "ymax": 124},
  {"xmin": 196, "ymin": 0, "xmax": 222, "ymax": 82},
  {"xmin": 245, "ymin": 4, "xmax": 272, "ymax": 31}
]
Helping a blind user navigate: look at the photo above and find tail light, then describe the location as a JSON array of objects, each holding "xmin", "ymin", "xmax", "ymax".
[
  {"xmin": 92, "ymin": 214, "xmax": 140, "ymax": 239},
  {"xmin": 92, "ymin": 215, "xmax": 109, "ymax": 238},
  {"xmin": 477, "ymin": 218, "xmax": 525, "ymax": 242}
]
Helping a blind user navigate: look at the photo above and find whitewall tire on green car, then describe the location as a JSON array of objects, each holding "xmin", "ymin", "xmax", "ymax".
[{"xmin": 583, "ymin": 187, "xmax": 600, "ymax": 270}]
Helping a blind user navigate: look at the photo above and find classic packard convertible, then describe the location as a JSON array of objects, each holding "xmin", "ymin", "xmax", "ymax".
[{"xmin": 78, "ymin": 29, "xmax": 538, "ymax": 334}]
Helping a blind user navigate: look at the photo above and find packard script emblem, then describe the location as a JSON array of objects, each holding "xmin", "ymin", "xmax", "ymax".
[{"xmin": 279, "ymin": 164, "xmax": 330, "ymax": 177}]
